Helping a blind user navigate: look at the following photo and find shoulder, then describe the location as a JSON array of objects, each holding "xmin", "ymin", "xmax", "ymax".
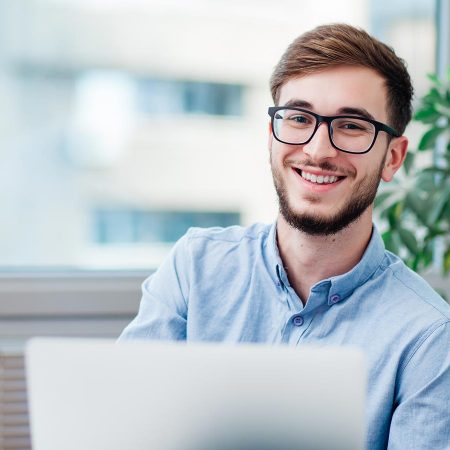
[
  {"xmin": 378, "ymin": 250, "xmax": 450, "ymax": 322},
  {"xmin": 166, "ymin": 223, "xmax": 274, "ymax": 293},
  {"xmin": 176, "ymin": 222, "xmax": 273, "ymax": 273},
  {"xmin": 182, "ymin": 222, "xmax": 272, "ymax": 256}
]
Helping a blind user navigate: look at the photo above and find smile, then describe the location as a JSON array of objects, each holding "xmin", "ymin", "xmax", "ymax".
[{"xmin": 294, "ymin": 169, "xmax": 345, "ymax": 185}]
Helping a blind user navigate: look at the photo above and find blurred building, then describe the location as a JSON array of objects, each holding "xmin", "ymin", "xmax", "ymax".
[{"xmin": 0, "ymin": 0, "xmax": 435, "ymax": 269}]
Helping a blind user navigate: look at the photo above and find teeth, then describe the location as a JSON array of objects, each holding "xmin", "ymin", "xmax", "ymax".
[{"xmin": 300, "ymin": 170, "xmax": 338, "ymax": 184}]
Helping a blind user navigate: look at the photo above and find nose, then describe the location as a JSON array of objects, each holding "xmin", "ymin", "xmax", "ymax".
[{"xmin": 302, "ymin": 122, "xmax": 338, "ymax": 161}]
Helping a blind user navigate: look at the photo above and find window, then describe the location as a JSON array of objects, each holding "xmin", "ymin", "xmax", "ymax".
[
  {"xmin": 94, "ymin": 209, "xmax": 241, "ymax": 244},
  {"xmin": 137, "ymin": 79, "xmax": 244, "ymax": 116}
]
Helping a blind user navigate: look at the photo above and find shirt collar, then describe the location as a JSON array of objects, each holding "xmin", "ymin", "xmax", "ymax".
[
  {"xmin": 325, "ymin": 225, "xmax": 386, "ymax": 303},
  {"xmin": 266, "ymin": 222, "xmax": 289, "ymax": 288},
  {"xmin": 267, "ymin": 222, "xmax": 386, "ymax": 304}
]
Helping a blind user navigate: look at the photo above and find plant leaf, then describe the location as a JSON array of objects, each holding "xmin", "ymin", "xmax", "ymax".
[
  {"xmin": 420, "ymin": 242, "xmax": 434, "ymax": 269},
  {"xmin": 423, "ymin": 87, "xmax": 442, "ymax": 104},
  {"xmin": 414, "ymin": 107, "xmax": 441, "ymax": 124},
  {"xmin": 382, "ymin": 230, "xmax": 399, "ymax": 254},
  {"xmin": 415, "ymin": 170, "xmax": 440, "ymax": 192},
  {"xmin": 405, "ymin": 192, "xmax": 429, "ymax": 226},
  {"xmin": 444, "ymin": 247, "xmax": 450, "ymax": 275},
  {"xmin": 421, "ymin": 166, "xmax": 450, "ymax": 175},
  {"xmin": 402, "ymin": 151, "xmax": 415, "ymax": 175},
  {"xmin": 427, "ymin": 73, "xmax": 442, "ymax": 86},
  {"xmin": 418, "ymin": 126, "xmax": 446, "ymax": 150},
  {"xmin": 387, "ymin": 202, "xmax": 403, "ymax": 228},
  {"xmin": 374, "ymin": 191, "xmax": 392, "ymax": 209},
  {"xmin": 428, "ymin": 183, "xmax": 450, "ymax": 224},
  {"xmin": 397, "ymin": 227, "xmax": 420, "ymax": 255}
]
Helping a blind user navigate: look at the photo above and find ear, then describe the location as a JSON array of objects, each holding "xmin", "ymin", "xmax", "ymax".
[{"xmin": 381, "ymin": 136, "xmax": 408, "ymax": 182}]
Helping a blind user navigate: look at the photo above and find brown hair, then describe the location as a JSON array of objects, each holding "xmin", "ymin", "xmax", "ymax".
[{"xmin": 270, "ymin": 23, "xmax": 413, "ymax": 134}]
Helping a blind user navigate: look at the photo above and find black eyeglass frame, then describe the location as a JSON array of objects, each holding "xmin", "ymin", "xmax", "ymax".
[{"xmin": 268, "ymin": 106, "xmax": 401, "ymax": 154}]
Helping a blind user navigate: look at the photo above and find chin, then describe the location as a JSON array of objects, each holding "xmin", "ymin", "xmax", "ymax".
[{"xmin": 280, "ymin": 201, "xmax": 366, "ymax": 236}]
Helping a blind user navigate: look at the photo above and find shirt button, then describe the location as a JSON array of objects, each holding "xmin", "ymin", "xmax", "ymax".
[
  {"xmin": 330, "ymin": 294, "xmax": 341, "ymax": 304},
  {"xmin": 292, "ymin": 315, "xmax": 304, "ymax": 326}
]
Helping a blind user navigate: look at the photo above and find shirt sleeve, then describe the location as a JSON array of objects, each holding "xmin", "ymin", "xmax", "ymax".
[
  {"xmin": 118, "ymin": 233, "xmax": 191, "ymax": 341},
  {"xmin": 387, "ymin": 320, "xmax": 450, "ymax": 449}
]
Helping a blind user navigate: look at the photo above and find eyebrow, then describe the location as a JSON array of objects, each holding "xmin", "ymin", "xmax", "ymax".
[
  {"xmin": 283, "ymin": 99, "xmax": 376, "ymax": 122},
  {"xmin": 338, "ymin": 107, "xmax": 376, "ymax": 121}
]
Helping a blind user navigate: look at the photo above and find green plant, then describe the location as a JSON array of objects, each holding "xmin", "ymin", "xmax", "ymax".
[{"xmin": 375, "ymin": 69, "xmax": 450, "ymax": 274}]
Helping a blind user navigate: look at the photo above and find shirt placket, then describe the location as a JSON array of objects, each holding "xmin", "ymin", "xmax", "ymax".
[{"xmin": 280, "ymin": 283, "xmax": 331, "ymax": 345}]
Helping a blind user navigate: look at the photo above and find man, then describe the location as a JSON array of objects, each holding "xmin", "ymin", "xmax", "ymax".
[{"xmin": 120, "ymin": 24, "xmax": 450, "ymax": 449}]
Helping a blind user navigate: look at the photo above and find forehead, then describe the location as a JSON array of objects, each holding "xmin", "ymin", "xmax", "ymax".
[{"xmin": 278, "ymin": 66, "xmax": 388, "ymax": 121}]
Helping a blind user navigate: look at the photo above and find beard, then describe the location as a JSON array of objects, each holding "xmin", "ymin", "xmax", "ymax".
[{"xmin": 271, "ymin": 155, "xmax": 386, "ymax": 236}]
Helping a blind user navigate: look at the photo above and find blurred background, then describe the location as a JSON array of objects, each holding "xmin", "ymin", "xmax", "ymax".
[{"xmin": 0, "ymin": 0, "xmax": 438, "ymax": 270}]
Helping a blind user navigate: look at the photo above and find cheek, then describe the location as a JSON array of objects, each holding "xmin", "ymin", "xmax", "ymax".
[
  {"xmin": 344, "ymin": 152, "xmax": 381, "ymax": 179},
  {"xmin": 269, "ymin": 141, "xmax": 284, "ymax": 163},
  {"xmin": 272, "ymin": 140, "xmax": 300, "ymax": 161},
  {"xmin": 267, "ymin": 130, "xmax": 273, "ymax": 151}
]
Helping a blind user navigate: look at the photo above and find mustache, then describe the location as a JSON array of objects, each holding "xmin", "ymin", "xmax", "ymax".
[{"xmin": 284, "ymin": 158, "xmax": 356, "ymax": 178}]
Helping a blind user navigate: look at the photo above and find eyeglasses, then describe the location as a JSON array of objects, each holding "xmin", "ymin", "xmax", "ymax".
[{"xmin": 268, "ymin": 106, "xmax": 401, "ymax": 154}]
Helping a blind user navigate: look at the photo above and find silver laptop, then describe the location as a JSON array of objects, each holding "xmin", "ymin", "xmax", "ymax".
[{"xmin": 26, "ymin": 338, "xmax": 366, "ymax": 450}]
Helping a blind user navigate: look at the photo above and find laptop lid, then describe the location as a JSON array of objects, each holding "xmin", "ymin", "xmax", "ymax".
[{"xmin": 26, "ymin": 338, "xmax": 366, "ymax": 450}]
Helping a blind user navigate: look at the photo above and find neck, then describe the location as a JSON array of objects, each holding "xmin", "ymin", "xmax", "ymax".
[{"xmin": 276, "ymin": 210, "xmax": 373, "ymax": 303}]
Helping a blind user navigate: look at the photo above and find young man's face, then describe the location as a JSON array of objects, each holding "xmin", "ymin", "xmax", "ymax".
[{"xmin": 269, "ymin": 65, "xmax": 407, "ymax": 235}]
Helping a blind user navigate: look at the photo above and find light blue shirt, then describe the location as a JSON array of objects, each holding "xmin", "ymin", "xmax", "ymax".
[{"xmin": 120, "ymin": 223, "xmax": 450, "ymax": 450}]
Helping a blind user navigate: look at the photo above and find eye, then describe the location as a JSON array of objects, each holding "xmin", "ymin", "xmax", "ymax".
[
  {"xmin": 288, "ymin": 114, "xmax": 312, "ymax": 124},
  {"xmin": 334, "ymin": 118, "xmax": 373, "ymax": 133},
  {"xmin": 341, "ymin": 121, "xmax": 365, "ymax": 130}
]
